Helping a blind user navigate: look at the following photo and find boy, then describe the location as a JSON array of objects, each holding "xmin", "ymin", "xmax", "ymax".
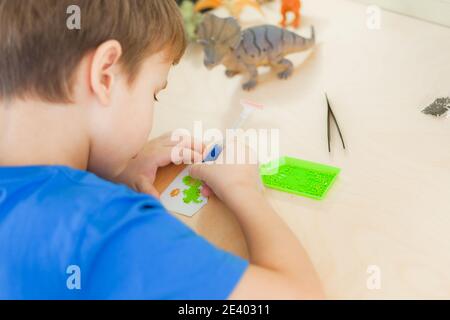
[{"xmin": 0, "ymin": 0, "xmax": 323, "ymax": 299}]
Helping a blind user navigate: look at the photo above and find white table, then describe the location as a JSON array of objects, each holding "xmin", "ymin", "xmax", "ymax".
[{"xmin": 153, "ymin": 0, "xmax": 450, "ymax": 299}]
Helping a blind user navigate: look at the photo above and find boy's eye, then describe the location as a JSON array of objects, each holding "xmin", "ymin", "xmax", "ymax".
[{"xmin": 153, "ymin": 94, "xmax": 159, "ymax": 102}]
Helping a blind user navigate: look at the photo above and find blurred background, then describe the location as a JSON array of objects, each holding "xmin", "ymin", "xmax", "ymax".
[{"xmin": 355, "ymin": 0, "xmax": 450, "ymax": 27}]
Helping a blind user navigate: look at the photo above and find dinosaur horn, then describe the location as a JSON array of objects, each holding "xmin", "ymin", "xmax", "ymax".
[
  {"xmin": 197, "ymin": 13, "xmax": 217, "ymax": 40},
  {"xmin": 196, "ymin": 14, "xmax": 211, "ymax": 40},
  {"xmin": 214, "ymin": 16, "xmax": 242, "ymax": 48},
  {"xmin": 197, "ymin": 14, "xmax": 242, "ymax": 49}
]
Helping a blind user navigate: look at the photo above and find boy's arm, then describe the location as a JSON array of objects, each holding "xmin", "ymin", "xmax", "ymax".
[
  {"xmin": 189, "ymin": 152, "xmax": 325, "ymax": 300},
  {"xmin": 225, "ymin": 188, "xmax": 324, "ymax": 300}
]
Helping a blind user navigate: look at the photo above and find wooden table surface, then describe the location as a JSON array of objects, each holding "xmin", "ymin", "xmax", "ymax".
[{"xmin": 153, "ymin": 0, "xmax": 450, "ymax": 299}]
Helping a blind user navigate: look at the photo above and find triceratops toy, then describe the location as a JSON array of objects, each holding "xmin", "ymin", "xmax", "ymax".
[{"xmin": 197, "ymin": 13, "xmax": 315, "ymax": 91}]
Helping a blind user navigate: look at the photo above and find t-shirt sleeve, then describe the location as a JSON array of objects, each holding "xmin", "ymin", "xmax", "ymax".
[{"xmin": 81, "ymin": 191, "xmax": 248, "ymax": 300}]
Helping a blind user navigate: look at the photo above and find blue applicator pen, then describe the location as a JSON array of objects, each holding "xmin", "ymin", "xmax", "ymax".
[{"xmin": 202, "ymin": 144, "xmax": 223, "ymax": 163}]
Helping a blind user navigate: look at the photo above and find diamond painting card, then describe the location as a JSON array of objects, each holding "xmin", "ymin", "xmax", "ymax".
[{"xmin": 160, "ymin": 167, "xmax": 208, "ymax": 217}]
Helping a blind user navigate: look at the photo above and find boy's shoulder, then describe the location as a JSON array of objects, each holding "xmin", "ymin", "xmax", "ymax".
[
  {"xmin": 0, "ymin": 165, "xmax": 159, "ymax": 209},
  {"xmin": 0, "ymin": 165, "xmax": 172, "ymax": 235},
  {"xmin": 0, "ymin": 165, "xmax": 183, "ymax": 298},
  {"xmin": 0, "ymin": 165, "xmax": 248, "ymax": 300}
]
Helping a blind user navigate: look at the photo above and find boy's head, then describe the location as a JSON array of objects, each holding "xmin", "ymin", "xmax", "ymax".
[{"xmin": 0, "ymin": 0, "xmax": 186, "ymax": 177}]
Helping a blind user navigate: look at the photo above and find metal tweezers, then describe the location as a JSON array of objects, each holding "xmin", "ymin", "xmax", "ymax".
[{"xmin": 325, "ymin": 93, "xmax": 346, "ymax": 152}]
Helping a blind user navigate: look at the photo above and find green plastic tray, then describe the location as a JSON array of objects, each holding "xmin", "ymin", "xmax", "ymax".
[{"xmin": 259, "ymin": 157, "xmax": 341, "ymax": 200}]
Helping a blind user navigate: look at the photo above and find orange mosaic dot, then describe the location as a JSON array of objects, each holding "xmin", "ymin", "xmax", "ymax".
[{"xmin": 170, "ymin": 188, "xmax": 180, "ymax": 197}]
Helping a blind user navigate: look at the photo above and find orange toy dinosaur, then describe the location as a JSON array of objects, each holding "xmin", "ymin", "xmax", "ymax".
[
  {"xmin": 195, "ymin": 0, "xmax": 263, "ymax": 19},
  {"xmin": 280, "ymin": 0, "xmax": 302, "ymax": 28}
]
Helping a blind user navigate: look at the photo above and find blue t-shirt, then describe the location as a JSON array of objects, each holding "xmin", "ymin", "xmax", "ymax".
[{"xmin": 0, "ymin": 166, "xmax": 248, "ymax": 300}]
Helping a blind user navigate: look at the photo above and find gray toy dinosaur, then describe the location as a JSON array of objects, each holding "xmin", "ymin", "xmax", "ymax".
[{"xmin": 196, "ymin": 13, "xmax": 315, "ymax": 91}]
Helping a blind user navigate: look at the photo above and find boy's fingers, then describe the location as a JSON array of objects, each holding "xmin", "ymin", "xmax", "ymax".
[
  {"xmin": 169, "ymin": 133, "xmax": 205, "ymax": 154},
  {"xmin": 173, "ymin": 148, "xmax": 203, "ymax": 165},
  {"xmin": 201, "ymin": 184, "xmax": 213, "ymax": 197},
  {"xmin": 189, "ymin": 164, "xmax": 206, "ymax": 180},
  {"xmin": 191, "ymin": 151, "xmax": 204, "ymax": 164},
  {"xmin": 153, "ymin": 148, "xmax": 175, "ymax": 167},
  {"xmin": 183, "ymin": 138, "xmax": 205, "ymax": 155}
]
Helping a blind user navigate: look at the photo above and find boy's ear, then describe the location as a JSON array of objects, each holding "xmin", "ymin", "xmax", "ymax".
[{"xmin": 90, "ymin": 40, "xmax": 123, "ymax": 105}]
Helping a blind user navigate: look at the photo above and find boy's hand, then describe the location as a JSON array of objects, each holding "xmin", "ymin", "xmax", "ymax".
[
  {"xmin": 189, "ymin": 140, "xmax": 263, "ymax": 207},
  {"xmin": 191, "ymin": 140, "xmax": 325, "ymax": 299},
  {"xmin": 115, "ymin": 132, "xmax": 204, "ymax": 198}
]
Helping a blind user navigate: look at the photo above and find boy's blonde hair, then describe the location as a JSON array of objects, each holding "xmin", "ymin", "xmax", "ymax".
[{"xmin": 0, "ymin": 0, "xmax": 186, "ymax": 103}]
